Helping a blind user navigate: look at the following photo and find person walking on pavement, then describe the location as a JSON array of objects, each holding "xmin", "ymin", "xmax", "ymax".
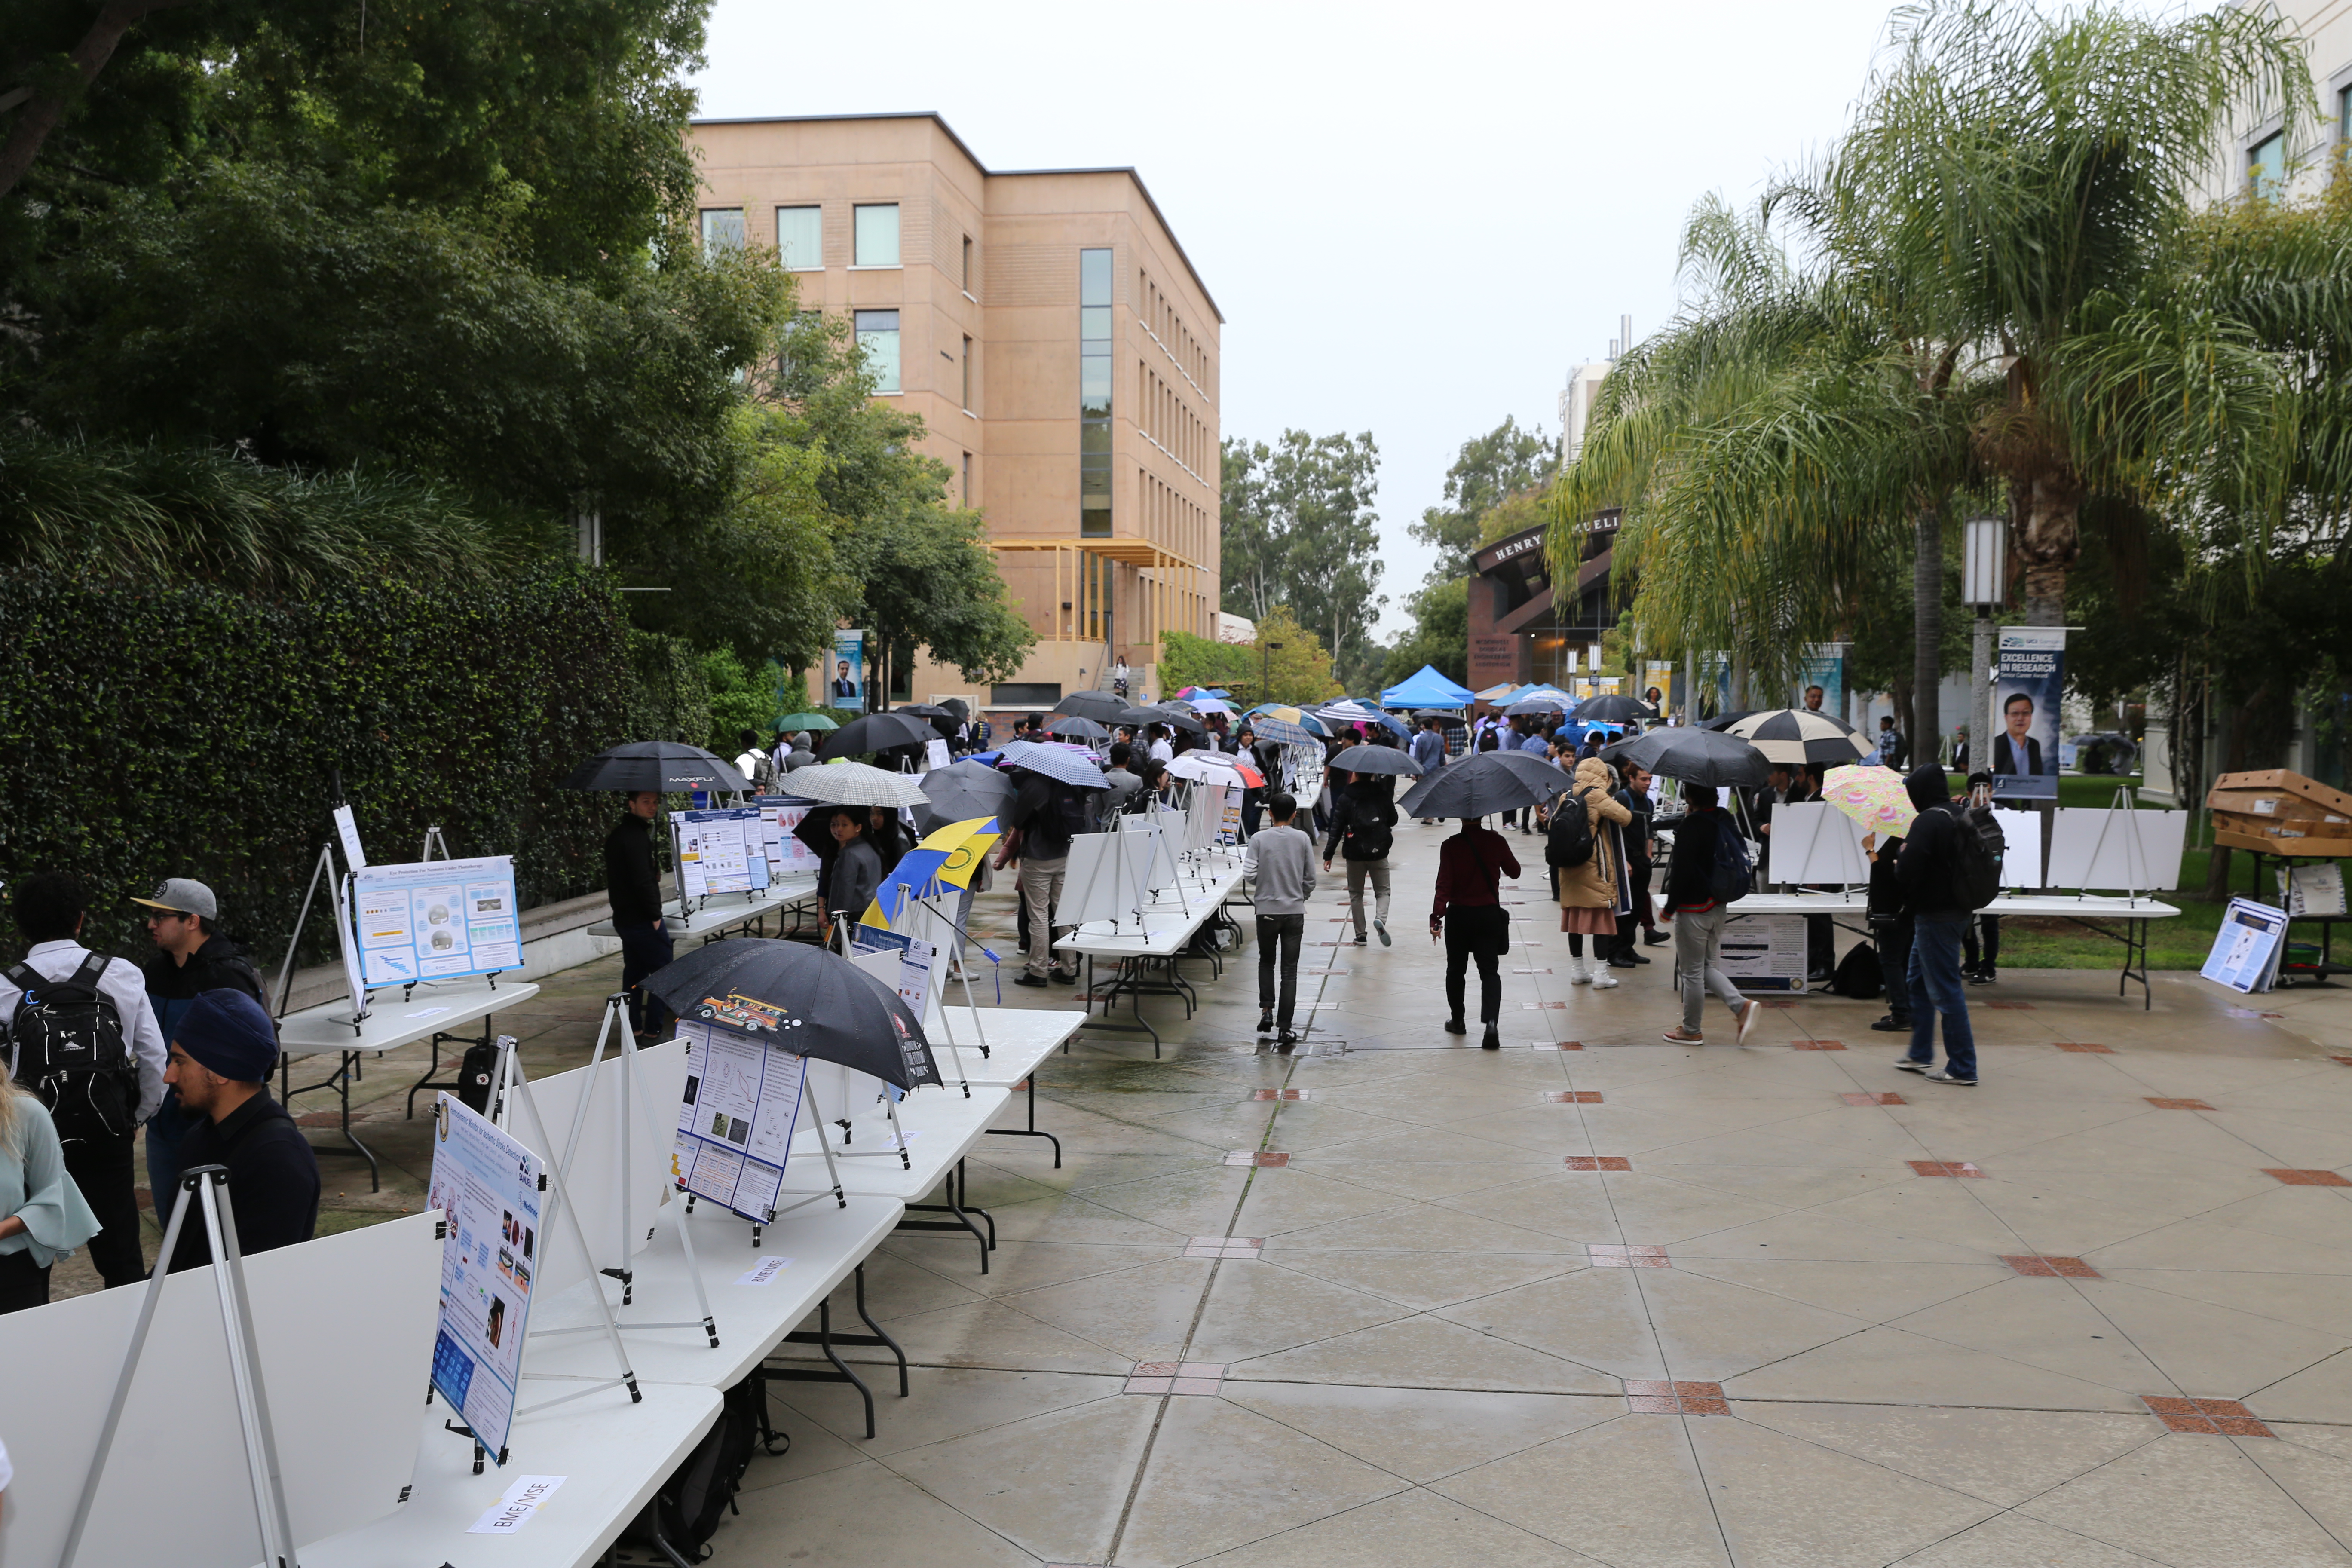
[
  {"xmin": 0, "ymin": 872, "xmax": 168, "ymax": 1290},
  {"xmin": 1409, "ymin": 720, "xmax": 1445, "ymax": 822},
  {"xmin": 1430, "ymin": 816, "xmax": 1520, "ymax": 1050},
  {"xmin": 1659, "ymin": 787, "xmax": 1764, "ymax": 1046},
  {"xmin": 1894, "ymin": 765, "xmax": 1978, "ymax": 1084},
  {"xmin": 604, "ymin": 791, "xmax": 674, "ymax": 1044},
  {"xmin": 1243, "ymin": 792, "xmax": 1317, "ymax": 1045},
  {"xmin": 1004, "ymin": 767, "xmax": 1085, "ymax": 988},
  {"xmin": 1555, "ymin": 757, "xmax": 1633, "ymax": 988},
  {"xmin": 135, "ymin": 878, "xmax": 267, "ymax": 1208},
  {"xmin": 1322, "ymin": 771, "xmax": 1398, "ymax": 947}
]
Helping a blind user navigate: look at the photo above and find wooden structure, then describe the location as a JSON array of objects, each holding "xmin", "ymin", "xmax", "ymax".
[{"xmin": 2206, "ymin": 769, "xmax": 2352, "ymax": 856}]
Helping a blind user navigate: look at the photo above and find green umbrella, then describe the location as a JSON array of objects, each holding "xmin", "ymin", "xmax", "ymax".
[{"xmin": 776, "ymin": 711, "xmax": 840, "ymax": 733}]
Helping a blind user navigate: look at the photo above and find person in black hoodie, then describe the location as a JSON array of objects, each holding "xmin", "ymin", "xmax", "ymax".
[
  {"xmin": 1864, "ymin": 826, "xmax": 1912, "ymax": 1034},
  {"xmin": 604, "ymin": 791, "xmax": 673, "ymax": 1043},
  {"xmin": 1893, "ymin": 765, "xmax": 1977, "ymax": 1084},
  {"xmin": 165, "ymin": 989, "xmax": 318, "ymax": 1270},
  {"xmin": 1322, "ymin": 773, "xmax": 1399, "ymax": 947}
]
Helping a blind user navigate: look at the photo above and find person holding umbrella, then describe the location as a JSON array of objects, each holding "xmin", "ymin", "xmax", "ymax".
[
  {"xmin": 827, "ymin": 811, "xmax": 885, "ymax": 936},
  {"xmin": 1430, "ymin": 815, "xmax": 1519, "ymax": 1049},
  {"xmin": 1660, "ymin": 785, "xmax": 1764, "ymax": 1046},
  {"xmin": 1322, "ymin": 766, "xmax": 1399, "ymax": 947},
  {"xmin": 605, "ymin": 791, "xmax": 673, "ymax": 1043}
]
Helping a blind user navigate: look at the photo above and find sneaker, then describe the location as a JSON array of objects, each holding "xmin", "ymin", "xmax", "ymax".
[
  {"xmin": 1354, "ymin": 934, "xmax": 1369, "ymax": 946},
  {"xmin": 1051, "ymin": 969, "xmax": 1079, "ymax": 985},
  {"xmin": 1736, "ymin": 999, "xmax": 1762, "ymax": 1044},
  {"xmin": 1443, "ymin": 1016, "xmax": 1468, "ymax": 1036},
  {"xmin": 1663, "ymin": 1026, "xmax": 1706, "ymax": 1044},
  {"xmin": 1277, "ymin": 1030, "xmax": 1301, "ymax": 1049},
  {"xmin": 1869, "ymin": 1016, "xmax": 1909, "ymax": 1033},
  {"xmin": 1965, "ymin": 969, "xmax": 1992, "ymax": 986},
  {"xmin": 1375, "ymin": 919, "xmax": 1391, "ymax": 947},
  {"xmin": 1014, "ymin": 974, "xmax": 1050, "ymax": 989},
  {"xmin": 1893, "ymin": 1057, "xmax": 1930, "ymax": 1073},
  {"xmin": 1924, "ymin": 1068, "xmax": 1977, "ymax": 1086},
  {"xmin": 1608, "ymin": 954, "xmax": 1640, "ymax": 969}
]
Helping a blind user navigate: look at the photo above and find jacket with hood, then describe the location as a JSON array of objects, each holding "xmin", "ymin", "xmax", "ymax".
[
  {"xmin": 1556, "ymin": 758, "xmax": 1634, "ymax": 909},
  {"xmin": 1322, "ymin": 778, "xmax": 1398, "ymax": 862},
  {"xmin": 1893, "ymin": 765, "xmax": 1970, "ymax": 917}
]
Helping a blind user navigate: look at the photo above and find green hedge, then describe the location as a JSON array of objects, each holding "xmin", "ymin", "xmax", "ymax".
[{"xmin": 0, "ymin": 562, "xmax": 675, "ymax": 971}]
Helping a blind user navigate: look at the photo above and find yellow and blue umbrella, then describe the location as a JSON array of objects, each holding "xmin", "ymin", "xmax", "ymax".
[{"xmin": 861, "ymin": 817, "xmax": 1001, "ymax": 929}]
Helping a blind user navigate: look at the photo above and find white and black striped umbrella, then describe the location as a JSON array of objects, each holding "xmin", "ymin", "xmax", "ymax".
[{"xmin": 1721, "ymin": 708, "xmax": 1871, "ymax": 766}]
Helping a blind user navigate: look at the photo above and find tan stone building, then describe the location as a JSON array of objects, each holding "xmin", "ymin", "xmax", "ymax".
[{"xmin": 686, "ymin": 112, "xmax": 1222, "ymax": 722}]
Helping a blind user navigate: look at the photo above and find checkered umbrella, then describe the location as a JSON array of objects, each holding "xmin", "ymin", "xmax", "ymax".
[{"xmin": 1720, "ymin": 708, "xmax": 1871, "ymax": 766}]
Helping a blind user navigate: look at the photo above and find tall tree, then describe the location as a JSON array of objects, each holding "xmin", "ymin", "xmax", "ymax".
[
  {"xmin": 1409, "ymin": 416, "xmax": 1555, "ymax": 587},
  {"xmin": 1219, "ymin": 429, "xmax": 1387, "ymax": 681}
]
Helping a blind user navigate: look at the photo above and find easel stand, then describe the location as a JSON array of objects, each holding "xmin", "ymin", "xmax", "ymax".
[
  {"xmin": 63, "ymin": 1168, "xmax": 300, "ymax": 1568},
  {"xmin": 273, "ymin": 843, "xmax": 353, "ymax": 1028}
]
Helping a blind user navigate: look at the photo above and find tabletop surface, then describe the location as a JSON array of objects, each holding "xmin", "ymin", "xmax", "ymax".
[
  {"xmin": 775, "ymin": 1083, "xmax": 1012, "ymax": 1200},
  {"xmin": 930, "ymin": 1007, "xmax": 1085, "ymax": 1087},
  {"xmin": 278, "ymin": 979, "xmax": 543, "ymax": 1057}
]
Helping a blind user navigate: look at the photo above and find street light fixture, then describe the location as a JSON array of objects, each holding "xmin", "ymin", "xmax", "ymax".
[{"xmin": 1963, "ymin": 516, "xmax": 2008, "ymax": 772}]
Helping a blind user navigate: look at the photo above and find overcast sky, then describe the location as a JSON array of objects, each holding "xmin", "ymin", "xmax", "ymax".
[{"xmin": 686, "ymin": 0, "xmax": 1921, "ymax": 640}]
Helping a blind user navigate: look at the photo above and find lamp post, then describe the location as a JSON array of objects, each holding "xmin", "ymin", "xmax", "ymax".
[{"xmin": 1962, "ymin": 515, "xmax": 2008, "ymax": 773}]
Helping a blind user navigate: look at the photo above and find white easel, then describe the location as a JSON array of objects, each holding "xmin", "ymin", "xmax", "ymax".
[{"xmin": 63, "ymin": 1169, "xmax": 300, "ymax": 1568}]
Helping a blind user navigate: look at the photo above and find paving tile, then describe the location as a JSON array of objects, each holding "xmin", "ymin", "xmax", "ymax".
[
  {"xmin": 1841, "ymin": 1091, "xmax": 1905, "ymax": 1105},
  {"xmin": 1183, "ymin": 1484, "xmax": 1602, "ymax": 1567},
  {"xmin": 2265, "ymin": 1167, "xmax": 2352, "ymax": 1186},
  {"xmin": 1684, "ymin": 1413, "xmax": 1998, "ymax": 1565},
  {"xmin": 1248, "ymin": 1088, "xmax": 1312, "ymax": 1100},
  {"xmin": 1540, "ymin": 1090, "xmax": 1604, "ymax": 1103},
  {"xmin": 2002, "ymin": 1255, "xmax": 2102, "ymax": 1278},
  {"xmin": 1430, "ymin": 1414, "xmax": 1733, "ymax": 1567},
  {"xmin": 1562, "ymin": 1156, "xmax": 1632, "ymax": 1171},
  {"xmin": 1791, "ymin": 1039, "xmax": 1847, "ymax": 1050},
  {"xmin": 1217, "ymin": 1383, "xmax": 1623, "ymax": 1485},
  {"xmin": 2018, "ymin": 1426, "xmax": 2349, "ymax": 1565},
  {"xmin": 1733, "ymin": 1401, "xmax": 2164, "ymax": 1508},
  {"xmin": 1183, "ymin": 1237, "xmax": 1264, "ymax": 1259},
  {"xmin": 726, "ymin": 1457, "xmax": 1042, "ymax": 1568},
  {"xmin": 2056, "ymin": 1041, "xmax": 2116, "ymax": 1053},
  {"xmin": 2143, "ymin": 1097, "xmax": 2214, "ymax": 1109},
  {"xmin": 1223, "ymin": 1150, "xmax": 1291, "ymax": 1167},
  {"xmin": 882, "ymin": 1394, "xmax": 1158, "ymax": 1564},
  {"xmin": 1908, "ymin": 1160, "xmax": 1986, "ymax": 1178},
  {"xmin": 1115, "ymin": 1395, "xmax": 1410, "ymax": 1565}
]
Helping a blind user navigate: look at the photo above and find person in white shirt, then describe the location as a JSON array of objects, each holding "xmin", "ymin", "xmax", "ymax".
[
  {"xmin": 1147, "ymin": 725, "xmax": 1175, "ymax": 766},
  {"xmin": 0, "ymin": 872, "xmax": 168, "ymax": 1289}
]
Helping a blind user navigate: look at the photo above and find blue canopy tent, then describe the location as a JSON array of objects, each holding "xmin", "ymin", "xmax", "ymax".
[{"xmin": 1381, "ymin": 665, "xmax": 1477, "ymax": 710}]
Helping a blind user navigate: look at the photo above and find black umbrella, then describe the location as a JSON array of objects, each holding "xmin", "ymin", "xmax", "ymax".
[
  {"xmin": 1698, "ymin": 710, "xmax": 1760, "ymax": 732},
  {"xmin": 1149, "ymin": 704, "xmax": 1207, "ymax": 735},
  {"xmin": 1571, "ymin": 694, "xmax": 1659, "ymax": 725},
  {"xmin": 792, "ymin": 802, "xmax": 849, "ymax": 865},
  {"xmin": 818, "ymin": 711, "xmax": 936, "ymax": 759},
  {"xmin": 1044, "ymin": 714, "xmax": 1112, "ymax": 742},
  {"xmin": 560, "ymin": 741, "xmax": 750, "ymax": 795},
  {"xmin": 1398, "ymin": 751, "xmax": 1571, "ymax": 818},
  {"xmin": 1329, "ymin": 744, "xmax": 1424, "ymax": 778},
  {"xmin": 919, "ymin": 758, "xmax": 1018, "ymax": 831},
  {"xmin": 894, "ymin": 703, "xmax": 954, "ymax": 719},
  {"xmin": 645, "ymin": 939, "xmax": 939, "ymax": 1091},
  {"xmin": 1504, "ymin": 695, "xmax": 1571, "ymax": 717},
  {"xmin": 1602, "ymin": 726, "xmax": 1772, "ymax": 787},
  {"xmin": 937, "ymin": 697, "xmax": 971, "ymax": 720},
  {"xmin": 1053, "ymin": 690, "xmax": 1131, "ymax": 723}
]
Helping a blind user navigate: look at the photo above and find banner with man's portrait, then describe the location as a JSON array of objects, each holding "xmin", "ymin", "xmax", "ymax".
[{"xmin": 1991, "ymin": 627, "xmax": 2065, "ymax": 799}]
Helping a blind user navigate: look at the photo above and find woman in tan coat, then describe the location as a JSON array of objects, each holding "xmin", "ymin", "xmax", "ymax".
[{"xmin": 1556, "ymin": 756, "xmax": 1633, "ymax": 987}]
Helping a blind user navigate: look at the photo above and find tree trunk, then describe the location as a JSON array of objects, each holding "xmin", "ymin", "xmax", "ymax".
[
  {"xmin": 1910, "ymin": 501, "xmax": 1942, "ymax": 758},
  {"xmin": 2017, "ymin": 472, "xmax": 2082, "ymax": 629},
  {"xmin": 0, "ymin": 1, "xmax": 189, "ymax": 199}
]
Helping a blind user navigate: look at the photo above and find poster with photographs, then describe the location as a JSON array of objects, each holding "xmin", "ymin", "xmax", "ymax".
[
  {"xmin": 426, "ymin": 1092, "xmax": 543, "ymax": 1463},
  {"xmin": 671, "ymin": 1020, "xmax": 809, "ymax": 1226}
]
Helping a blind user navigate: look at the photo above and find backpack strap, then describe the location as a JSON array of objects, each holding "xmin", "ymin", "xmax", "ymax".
[
  {"xmin": 3, "ymin": 962, "xmax": 38, "ymax": 994},
  {"xmin": 68, "ymin": 952, "xmax": 112, "ymax": 992}
]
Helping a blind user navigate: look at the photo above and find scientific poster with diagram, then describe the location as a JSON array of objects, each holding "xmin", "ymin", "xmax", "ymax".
[
  {"xmin": 755, "ymin": 796, "xmax": 826, "ymax": 879},
  {"xmin": 2203, "ymin": 899, "xmax": 2288, "ymax": 994},
  {"xmin": 671, "ymin": 1021, "xmax": 808, "ymax": 1225},
  {"xmin": 848, "ymin": 925, "xmax": 937, "ymax": 1024},
  {"xmin": 673, "ymin": 807, "xmax": 770, "ymax": 898},
  {"xmin": 1719, "ymin": 914, "xmax": 1807, "ymax": 989},
  {"xmin": 426, "ymin": 1093, "xmax": 543, "ymax": 1464},
  {"xmin": 355, "ymin": 855, "xmax": 522, "ymax": 986}
]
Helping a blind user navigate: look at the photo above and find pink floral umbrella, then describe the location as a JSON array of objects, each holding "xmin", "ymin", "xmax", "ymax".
[{"xmin": 1822, "ymin": 763, "xmax": 1917, "ymax": 839}]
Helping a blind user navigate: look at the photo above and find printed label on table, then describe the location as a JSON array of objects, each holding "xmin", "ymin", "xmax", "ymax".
[
  {"xmin": 466, "ymin": 1474, "xmax": 567, "ymax": 1534},
  {"xmin": 737, "ymin": 1256, "xmax": 795, "ymax": 1286}
]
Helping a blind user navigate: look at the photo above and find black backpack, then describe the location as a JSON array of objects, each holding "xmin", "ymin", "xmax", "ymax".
[
  {"xmin": 1545, "ymin": 793, "xmax": 1595, "ymax": 868},
  {"xmin": 1952, "ymin": 803, "xmax": 2006, "ymax": 910},
  {"xmin": 1705, "ymin": 816, "xmax": 1754, "ymax": 904},
  {"xmin": 1830, "ymin": 940, "xmax": 1884, "ymax": 999},
  {"xmin": 1344, "ymin": 793, "xmax": 1396, "ymax": 860},
  {"xmin": 622, "ymin": 1375, "xmax": 765, "ymax": 1561},
  {"xmin": 7, "ymin": 955, "xmax": 138, "ymax": 1142},
  {"xmin": 456, "ymin": 1041, "xmax": 499, "ymax": 1116},
  {"xmin": 1053, "ymin": 784, "xmax": 1094, "ymax": 843}
]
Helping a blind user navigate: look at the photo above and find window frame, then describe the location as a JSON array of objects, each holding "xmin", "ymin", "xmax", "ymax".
[
  {"xmin": 773, "ymin": 205, "xmax": 823, "ymax": 271},
  {"xmin": 698, "ymin": 207, "xmax": 746, "ymax": 254},
  {"xmin": 852, "ymin": 203, "xmax": 902, "ymax": 269},
  {"xmin": 854, "ymin": 308, "xmax": 902, "ymax": 395}
]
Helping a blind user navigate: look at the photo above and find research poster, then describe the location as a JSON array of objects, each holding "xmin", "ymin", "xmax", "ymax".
[
  {"xmin": 2202, "ymin": 898, "xmax": 2288, "ymax": 993},
  {"xmin": 755, "ymin": 797, "xmax": 827, "ymax": 879},
  {"xmin": 1719, "ymin": 914, "xmax": 1807, "ymax": 988},
  {"xmin": 1991, "ymin": 627, "xmax": 2066, "ymax": 801},
  {"xmin": 671, "ymin": 1020, "xmax": 808, "ymax": 1225},
  {"xmin": 355, "ymin": 855, "xmax": 522, "ymax": 986},
  {"xmin": 673, "ymin": 807, "xmax": 770, "ymax": 899},
  {"xmin": 830, "ymin": 629, "xmax": 865, "ymax": 711},
  {"xmin": 426, "ymin": 1093, "xmax": 544, "ymax": 1463},
  {"xmin": 848, "ymin": 925, "xmax": 938, "ymax": 1035}
]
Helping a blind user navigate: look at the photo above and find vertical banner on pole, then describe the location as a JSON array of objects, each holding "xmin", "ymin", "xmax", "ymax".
[
  {"xmin": 830, "ymin": 629, "xmax": 866, "ymax": 712},
  {"xmin": 1798, "ymin": 643, "xmax": 1847, "ymax": 713},
  {"xmin": 1991, "ymin": 628, "xmax": 2065, "ymax": 800},
  {"xmin": 426, "ymin": 1095, "xmax": 545, "ymax": 1464},
  {"xmin": 1641, "ymin": 660, "xmax": 1676, "ymax": 713}
]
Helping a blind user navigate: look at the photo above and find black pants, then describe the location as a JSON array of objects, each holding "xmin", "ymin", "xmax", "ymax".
[
  {"xmin": 1444, "ymin": 906, "xmax": 1507, "ymax": 1024},
  {"xmin": 1808, "ymin": 914, "xmax": 1835, "ymax": 976},
  {"xmin": 618, "ymin": 919, "xmax": 676, "ymax": 1039},
  {"xmin": 64, "ymin": 1127, "xmax": 144, "ymax": 1288},
  {"xmin": 1256, "ymin": 913, "xmax": 1305, "ymax": 1028},
  {"xmin": 1964, "ymin": 914, "xmax": 2002, "ymax": 974},
  {"xmin": 0, "ymin": 1246, "xmax": 49, "ymax": 1312},
  {"xmin": 1875, "ymin": 914, "xmax": 1915, "ymax": 1021}
]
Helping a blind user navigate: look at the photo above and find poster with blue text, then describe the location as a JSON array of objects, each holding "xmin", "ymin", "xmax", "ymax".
[{"xmin": 426, "ymin": 1093, "xmax": 543, "ymax": 1463}]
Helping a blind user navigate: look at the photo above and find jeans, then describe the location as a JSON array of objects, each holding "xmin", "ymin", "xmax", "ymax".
[
  {"xmin": 65, "ymin": 1127, "xmax": 145, "ymax": 1288},
  {"xmin": 618, "ymin": 918, "xmax": 676, "ymax": 1040},
  {"xmin": 1907, "ymin": 913, "xmax": 1978, "ymax": 1078},
  {"xmin": 144, "ymin": 1087, "xmax": 196, "ymax": 1205},
  {"xmin": 1256, "ymin": 913, "xmax": 1305, "ymax": 1028},
  {"xmin": 1443, "ymin": 906, "xmax": 1507, "ymax": 1024},
  {"xmin": 1874, "ymin": 914, "xmax": 1914, "ymax": 1022},
  {"xmin": 1673, "ymin": 906, "xmax": 1748, "ymax": 1034},
  {"xmin": 1344, "ymin": 858, "xmax": 1392, "ymax": 939},
  {"xmin": 1020, "ymin": 856, "xmax": 1072, "ymax": 977}
]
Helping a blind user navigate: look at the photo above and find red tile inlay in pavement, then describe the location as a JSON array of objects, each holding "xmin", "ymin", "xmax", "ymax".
[
  {"xmin": 2141, "ymin": 1395, "xmax": 2272, "ymax": 1436},
  {"xmin": 1222, "ymin": 1151, "xmax": 1290, "ymax": 1167},
  {"xmin": 1626, "ymin": 1379, "xmax": 1728, "ymax": 1414},
  {"xmin": 1521, "ymin": 1001, "xmax": 1568, "ymax": 1010},
  {"xmin": 1536, "ymin": 1041, "xmax": 1585, "ymax": 1050},
  {"xmin": 2264, "ymin": 1168, "xmax": 2352, "ymax": 1187},
  {"xmin": 2333, "ymin": 1056, "xmax": 2352, "ymax": 1067},
  {"xmin": 1183, "ymin": 1237, "xmax": 1264, "ymax": 1259},
  {"xmin": 1125, "ymin": 1361, "xmax": 1226, "ymax": 1396},
  {"xmin": 1792, "ymin": 1039, "xmax": 1847, "ymax": 1050},
  {"xmin": 1757, "ymin": 1000, "xmax": 1796, "ymax": 1009},
  {"xmin": 1250, "ymin": 1088, "xmax": 1313, "ymax": 1101},
  {"xmin": 1510, "ymin": 968, "xmax": 1553, "ymax": 975},
  {"xmin": 2003, "ymin": 1255, "xmax": 2101, "ymax": 1278},
  {"xmin": 1590, "ymin": 1245, "xmax": 1669, "ymax": 1268},
  {"xmin": 2145, "ymin": 1098, "xmax": 2214, "ymax": 1110},
  {"xmin": 1565, "ymin": 1156, "xmax": 1633, "ymax": 1170},
  {"xmin": 1542, "ymin": 1090, "xmax": 1604, "ymax": 1103},
  {"xmin": 1909, "ymin": 1161, "xmax": 1986, "ymax": 1178},
  {"xmin": 1841, "ymin": 1092, "xmax": 1906, "ymax": 1106},
  {"xmin": 2055, "ymin": 1042, "xmax": 2114, "ymax": 1053}
]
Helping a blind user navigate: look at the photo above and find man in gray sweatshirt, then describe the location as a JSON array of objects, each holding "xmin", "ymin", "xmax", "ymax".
[{"xmin": 1242, "ymin": 791, "xmax": 1318, "ymax": 1046}]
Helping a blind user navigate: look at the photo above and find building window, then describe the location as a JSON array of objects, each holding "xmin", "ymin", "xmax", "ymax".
[
  {"xmin": 962, "ymin": 334, "xmax": 974, "ymax": 410},
  {"xmin": 853, "ymin": 203, "xmax": 900, "ymax": 266},
  {"xmin": 699, "ymin": 208, "xmax": 745, "ymax": 254},
  {"xmin": 855, "ymin": 309, "xmax": 901, "ymax": 394},
  {"xmin": 2249, "ymin": 129, "xmax": 2285, "ymax": 198},
  {"xmin": 962, "ymin": 451, "xmax": 972, "ymax": 505},
  {"xmin": 962, "ymin": 234, "xmax": 974, "ymax": 292},
  {"xmin": 2342, "ymin": 85, "xmax": 2352, "ymax": 154},
  {"xmin": 1079, "ymin": 247, "xmax": 1112, "ymax": 539},
  {"xmin": 992, "ymin": 682, "xmax": 1062, "ymax": 706},
  {"xmin": 775, "ymin": 205, "xmax": 821, "ymax": 270}
]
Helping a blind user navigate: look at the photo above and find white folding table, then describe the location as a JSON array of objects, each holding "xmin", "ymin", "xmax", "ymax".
[
  {"xmin": 933, "ymin": 1005, "xmax": 1086, "ymax": 1166},
  {"xmin": 775, "ymin": 1084, "xmax": 1013, "ymax": 1272},
  {"xmin": 275, "ymin": 979, "xmax": 542, "ymax": 1189},
  {"xmin": 587, "ymin": 876, "xmax": 819, "ymax": 945},
  {"xmin": 1054, "ymin": 857, "xmax": 1248, "ymax": 1054}
]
